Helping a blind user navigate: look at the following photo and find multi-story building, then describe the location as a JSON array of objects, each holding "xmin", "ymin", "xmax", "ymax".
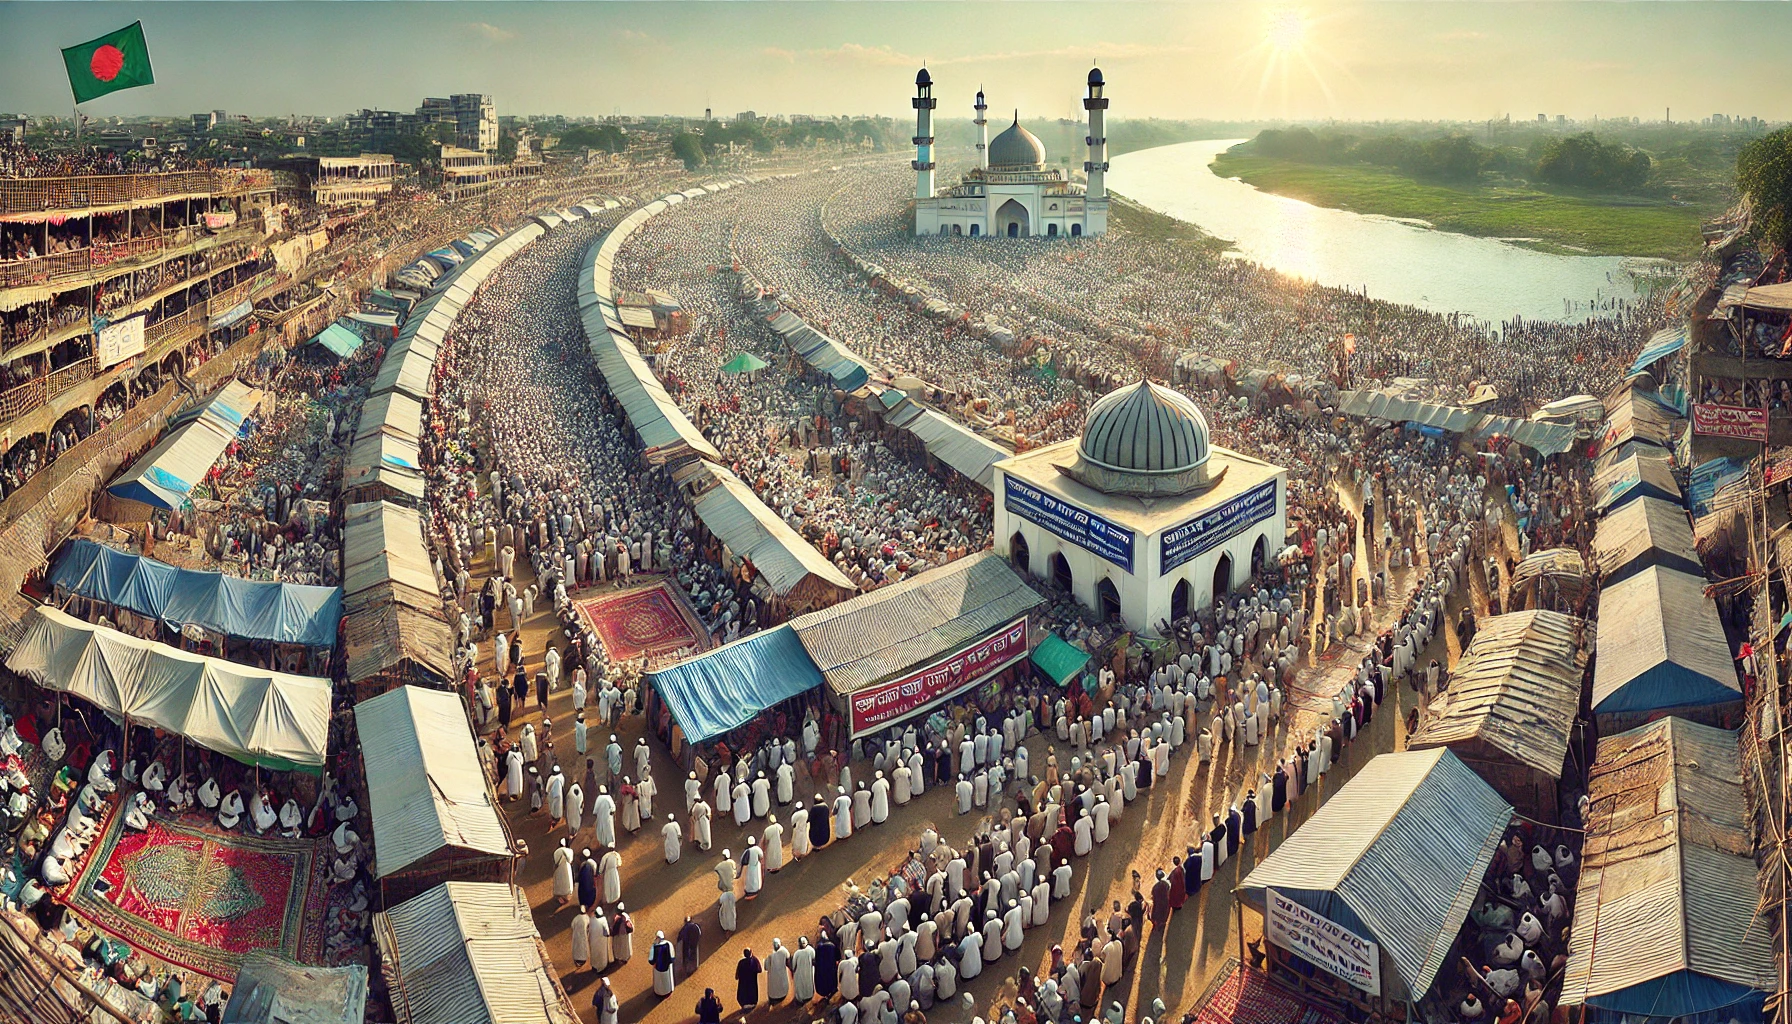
[
  {"xmin": 0, "ymin": 167, "xmax": 281, "ymax": 466},
  {"xmin": 438, "ymin": 144, "xmax": 540, "ymax": 202},
  {"xmin": 311, "ymin": 154, "xmax": 399, "ymax": 207},
  {"xmin": 418, "ymin": 94, "xmax": 497, "ymax": 153}
]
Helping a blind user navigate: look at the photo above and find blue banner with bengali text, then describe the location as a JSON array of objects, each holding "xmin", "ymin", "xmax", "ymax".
[
  {"xmin": 1160, "ymin": 479, "xmax": 1278, "ymax": 574},
  {"xmin": 1003, "ymin": 476, "xmax": 1135, "ymax": 573}
]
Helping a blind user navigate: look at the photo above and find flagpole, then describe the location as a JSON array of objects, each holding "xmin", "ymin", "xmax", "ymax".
[{"xmin": 73, "ymin": 103, "xmax": 80, "ymax": 148}]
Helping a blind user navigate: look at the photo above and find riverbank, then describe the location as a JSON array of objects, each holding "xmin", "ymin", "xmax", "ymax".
[{"xmin": 1211, "ymin": 151, "xmax": 1705, "ymax": 260}]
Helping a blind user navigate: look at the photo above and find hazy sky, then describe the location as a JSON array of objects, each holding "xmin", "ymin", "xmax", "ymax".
[{"xmin": 2, "ymin": 2, "xmax": 1787, "ymax": 123}]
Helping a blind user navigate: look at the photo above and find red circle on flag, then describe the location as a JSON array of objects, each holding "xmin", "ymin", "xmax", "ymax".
[{"xmin": 90, "ymin": 45, "xmax": 125, "ymax": 83}]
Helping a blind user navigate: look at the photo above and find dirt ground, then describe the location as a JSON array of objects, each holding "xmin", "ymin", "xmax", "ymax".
[{"xmin": 468, "ymin": 476, "xmax": 1490, "ymax": 1024}]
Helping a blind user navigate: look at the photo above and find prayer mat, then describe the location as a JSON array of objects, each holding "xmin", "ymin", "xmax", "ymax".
[
  {"xmin": 70, "ymin": 815, "xmax": 316, "ymax": 981},
  {"xmin": 577, "ymin": 581, "xmax": 710, "ymax": 664},
  {"xmin": 1192, "ymin": 959, "xmax": 1345, "ymax": 1024}
]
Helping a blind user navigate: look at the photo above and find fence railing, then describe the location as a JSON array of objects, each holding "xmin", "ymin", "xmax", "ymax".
[{"xmin": 0, "ymin": 169, "xmax": 274, "ymax": 216}]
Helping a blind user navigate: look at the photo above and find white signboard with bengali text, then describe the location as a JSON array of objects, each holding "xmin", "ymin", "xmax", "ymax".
[
  {"xmin": 96, "ymin": 314, "xmax": 146, "ymax": 370},
  {"xmin": 1265, "ymin": 888, "xmax": 1381, "ymax": 995}
]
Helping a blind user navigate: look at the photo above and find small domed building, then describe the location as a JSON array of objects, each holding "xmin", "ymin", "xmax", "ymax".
[
  {"xmin": 910, "ymin": 67, "xmax": 1110, "ymax": 238},
  {"xmin": 994, "ymin": 380, "xmax": 1287, "ymax": 633}
]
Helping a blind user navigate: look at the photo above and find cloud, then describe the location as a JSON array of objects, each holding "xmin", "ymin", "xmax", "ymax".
[
  {"xmin": 762, "ymin": 47, "xmax": 798, "ymax": 63},
  {"xmin": 464, "ymin": 22, "xmax": 515, "ymax": 43},
  {"xmin": 616, "ymin": 29, "xmax": 656, "ymax": 43}
]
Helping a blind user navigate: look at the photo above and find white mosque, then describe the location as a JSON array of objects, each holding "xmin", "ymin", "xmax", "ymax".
[
  {"xmin": 994, "ymin": 380, "xmax": 1288, "ymax": 634},
  {"xmin": 911, "ymin": 67, "xmax": 1111, "ymax": 238}
]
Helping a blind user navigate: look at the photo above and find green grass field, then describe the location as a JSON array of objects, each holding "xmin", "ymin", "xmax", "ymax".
[{"xmin": 1209, "ymin": 152, "xmax": 1708, "ymax": 260}]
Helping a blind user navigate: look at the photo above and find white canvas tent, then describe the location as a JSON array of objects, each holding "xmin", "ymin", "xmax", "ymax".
[{"xmin": 5, "ymin": 605, "xmax": 331, "ymax": 771}]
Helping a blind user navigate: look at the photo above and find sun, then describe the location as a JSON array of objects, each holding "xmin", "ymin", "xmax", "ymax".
[{"xmin": 1266, "ymin": 7, "xmax": 1308, "ymax": 53}]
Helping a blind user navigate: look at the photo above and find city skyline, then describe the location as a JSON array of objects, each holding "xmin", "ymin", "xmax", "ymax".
[{"xmin": 2, "ymin": 2, "xmax": 1790, "ymax": 124}]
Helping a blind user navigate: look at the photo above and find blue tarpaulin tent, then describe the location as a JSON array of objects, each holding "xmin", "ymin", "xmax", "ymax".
[
  {"xmin": 108, "ymin": 381, "xmax": 264, "ymax": 510},
  {"xmin": 645, "ymin": 626, "xmax": 824, "ymax": 744},
  {"xmin": 1627, "ymin": 325, "xmax": 1689, "ymax": 379},
  {"xmin": 50, "ymin": 539, "xmax": 341, "ymax": 647},
  {"xmin": 309, "ymin": 322, "xmax": 365, "ymax": 358}
]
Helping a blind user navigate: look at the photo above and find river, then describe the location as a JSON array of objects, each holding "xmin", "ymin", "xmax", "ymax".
[{"xmin": 1108, "ymin": 139, "xmax": 1661, "ymax": 325}]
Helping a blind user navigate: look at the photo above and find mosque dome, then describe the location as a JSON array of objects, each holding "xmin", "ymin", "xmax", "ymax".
[
  {"xmin": 916, "ymin": 67, "xmax": 932, "ymax": 87},
  {"xmin": 988, "ymin": 116, "xmax": 1046, "ymax": 171},
  {"xmin": 1062, "ymin": 380, "xmax": 1219, "ymax": 497},
  {"xmin": 1089, "ymin": 67, "xmax": 1104, "ymax": 86}
]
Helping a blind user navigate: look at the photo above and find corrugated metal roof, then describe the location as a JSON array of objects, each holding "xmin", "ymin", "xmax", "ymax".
[
  {"xmin": 1509, "ymin": 548, "xmax": 1587, "ymax": 589},
  {"xmin": 645, "ymin": 625, "xmax": 825, "ymax": 743},
  {"xmin": 376, "ymin": 882, "xmax": 575, "ymax": 1024},
  {"xmin": 109, "ymin": 380, "xmax": 265, "ymax": 509},
  {"xmin": 1592, "ymin": 565, "xmax": 1738, "ymax": 715},
  {"xmin": 355, "ymin": 687, "xmax": 511, "ymax": 878},
  {"xmin": 1409, "ymin": 610, "xmax": 1586, "ymax": 778},
  {"xmin": 357, "ymin": 391, "xmax": 423, "ymax": 444},
  {"xmin": 343, "ymin": 592, "xmax": 455, "ymax": 686},
  {"xmin": 1237, "ymin": 748, "xmax": 1513, "ymax": 999},
  {"xmin": 223, "ymin": 951, "xmax": 368, "ymax": 1024},
  {"xmin": 1561, "ymin": 718, "xmax": 1774, "ymax": 1010},
  {"xmin": 343, "ymin": 430, "xmax": 426, "ymax": 501},
  {"xmin": 1474, "ymin": 416, "xmax": 1578, "ymax": 457},
  {"xmin": 1592, "ymin": 451, "xmax": 1682, "ymax": 513},
  {"xmin": 341, "ymin": 500, "xmax": 438, "ymax": 600},
  {"xmin": 1592, "ymin": 495, "xmax": 1701, "ymax": 584},
  {"xmin": 1600, "ymin": 392, "xmax": 1681, "ymax": 454},
  {"xmin": 686, "ymin": 463, "xmax": 854, "ymax": 596},
  {"xmin": 790, "ymin": 551, "xmax": 1043, "ymax": 694},
  {"xmin": 904, "ymin": 408, "xmax": 1009, "ymax": 489}
]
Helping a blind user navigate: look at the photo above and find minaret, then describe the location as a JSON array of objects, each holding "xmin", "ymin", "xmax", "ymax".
[
  {"xmin": 912, "ymin": 67, "xmax": 936, "ymax": 200},
  {"xmin": 1083, "ymin": 66, "xmax": 1108, "ymax": 200},
  {"xmin": 974, "ymin": 89, "xmax": 989, "ymax": 171}
]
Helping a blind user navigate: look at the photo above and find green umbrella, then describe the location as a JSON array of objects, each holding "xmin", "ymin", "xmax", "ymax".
[{"xmin": 721, "ymin": 351, "xmax": 770, "ymax": 375}]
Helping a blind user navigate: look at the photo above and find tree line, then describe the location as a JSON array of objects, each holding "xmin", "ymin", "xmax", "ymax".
[{"xmin": 1245, "ymin": 126, "xmax": 1655, "ymax": 191}]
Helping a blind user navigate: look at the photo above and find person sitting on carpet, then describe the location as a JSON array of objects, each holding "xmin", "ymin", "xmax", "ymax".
[
  {"xmin": 48, "ymin": 764, "xmax": 79, "ymax": 808},
  {"xmin": 3, "ymin": 785, "xmax": 27, "ymax": 831},
  {"xmin": 3, "ymin": 754, "xmax": 31, "ymax": 795},
  {"xmin": 140, "ymin": 759, "xmax": 167, "ymax": 794},
  {"xmin": 279, "ymin": 797, "xmax": 303, "ymax": 838},
  {"xmin": 87, "ymin": 750, "xmax": 116, "ymax": 793},
  {"xmin": 165, "ymin": 773, "xmax": 194, "ymax": 813},
  {"xmin": 0, "ymin": 716, "xmax": 21, "ymax": 757},
  {"xmin": 197, "ymin": 776, "xmax": 221, "ymax": 813},
  {"xmin": 217, "ymin": 788, "xmax": 245, "ymax": 830},
  {"xmin": 334, "ymin": 791, "xmax": 358, "ymax": 824},
  {"xmin": 123, "ymin": 790, "xmax": 153, "ymax": 831},
  {"xmin": 250, "ymin": 789, "xmax": 277, "ymax": 834},
  {"xmin": 40, "ymin": 851, "xmax": 71, "ymax": 887},
  {"xmin": 41, "ymin": 727, "xmax": 65, "ymax": 763}
]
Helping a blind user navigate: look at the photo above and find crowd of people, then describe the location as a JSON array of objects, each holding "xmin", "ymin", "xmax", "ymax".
[{"xmin": 612, "ymin": 202, "xmax": 993, "ymax": 592}]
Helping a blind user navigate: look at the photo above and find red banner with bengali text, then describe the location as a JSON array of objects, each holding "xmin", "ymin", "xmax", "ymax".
[
  {"xmin": 1692, "ymin": 403, "xmax": 1769, "ymax": 443},
  {"xmin": 848, "ymin": 616, "xmax": 1029, "ymax": 736}
]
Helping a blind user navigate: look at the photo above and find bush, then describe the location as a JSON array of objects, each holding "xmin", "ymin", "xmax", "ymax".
[
  {"xmin": 1535, "ymin": 133, "xmax": 1651, "ymax": 190},
  {"xmin": 1739, "ymin": 126, "xmax": 1792, "ymax": 252}
]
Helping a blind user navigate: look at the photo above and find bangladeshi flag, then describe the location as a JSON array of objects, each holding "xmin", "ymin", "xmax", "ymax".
[{"xmin": 62, "ymin": 22, "xmax": 155, "ymax": 105}]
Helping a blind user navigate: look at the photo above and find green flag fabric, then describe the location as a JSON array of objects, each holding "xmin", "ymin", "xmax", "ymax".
[{"xmin": 62, "ymin": 22, "xmax": 155, "ymax": 105}]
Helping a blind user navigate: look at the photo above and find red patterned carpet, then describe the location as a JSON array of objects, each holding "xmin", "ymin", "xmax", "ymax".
[
  {"xmin": 71, "ymin": 816, "xmax": 317, "ymax": 981},
  {"xmin": 1193, "ymin": 960, "xmax": 1346, "ymax": 1024},
  {"xmin": 577, "ymin": 581, "xmax": 710, "ymax": 664}
]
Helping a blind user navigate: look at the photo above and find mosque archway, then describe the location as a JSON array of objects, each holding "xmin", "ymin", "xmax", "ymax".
[
  {"xmin": 1251, "ymin": 535, "xmax": 1267, "ymax": 579},
  {"xmin": 1212, "ymin": 553, "xmax": 1233, "ymax": 602},
  {"xmin": 1047, "ymin": 224, "xmax": 1058, "ymax": 237},
  {"xmin": 1171, "ymin": 578, "xmax": 1191, "ymax": 623},
  {"xmin": 1096, "ymin": 578, "xmax": 1121, "ymax": 622},
  {"xmin": 969, "ymin": 224, "xmax": 980, "ymax": 237},
  {"xmin": 997, "ymin": 199, "xmax": 1029, "ymax": 238},
  {"xmin": 1071, "ymin": 223, "xmax": 1082, "ymax": 237},
  {"xmin": 1010, "ymin": 532, "xmax": 1031, "ymax": 575},
  {"xmin": 1049, "ymin": 551, "xmax": 1072, "ymax": 592}
]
